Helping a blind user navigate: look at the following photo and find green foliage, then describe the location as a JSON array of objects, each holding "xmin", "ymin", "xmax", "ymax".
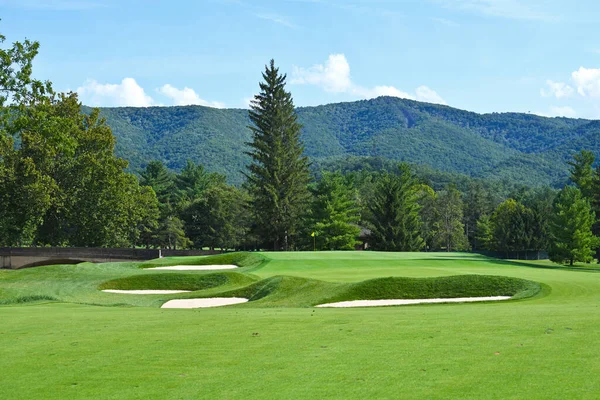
[
  {"xmin": 93, "ymin": 97, "xmax": 600, "ymax": 187},
  {"xmin": 174, "ymin": 160, "xmax": 225, "ymax": 204},
  {"xmin": 463, "ymin": 181, "xmax": 493, "ymax": 249},
  {"xmin": 415, "ymin": 184, "xmax": 438, "ymax": 251},
  {"xmin": 154, "ymin": 216, "xmax": 191, "ymax": 250},
  {"xmin": 181, "ymin": 184, "xmax": 249, "ymax": 250},
  {"xmin": 367, "ymin": 164, "xmax": 424, "ymax": 251},
  {"xmin": 140, "ymin": 160, "xmax": 175, "ymax": 211},
  {"xmin": 549, "ymin": 186, "xmax": 600, "ymax": 265},
  {"xmin": 0, "ymin": 31, "xmax": 158, "ymax": 248},
  {"xmin": 568, "ymin": 150, "xmax": 596, "ymax": 198},
  {"xmin": 309, "ymin": 171, "xmax": 361, "ymax": 250},
  {"xmin": 491, "ymin": 199, "xmax": 532, "ymax": 253},
  {"xmin": 475, "ymin": 214, "xmax": 493, "ymax": 250},
  {"xmin": 434, "ymin": 187, "xmax": 469, "ymax": 251},
  {"xmin": 245, "ymin": 60, "xmax": 311, "ymax": 250}
]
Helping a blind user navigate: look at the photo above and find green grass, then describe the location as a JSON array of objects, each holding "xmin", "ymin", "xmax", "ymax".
[
  {"xmin": 138, "ymin": 252, "xmax": 266, "ymax": 269},
  {"xmin": 1, "ymin": 251, "xmax": 600, "ymax": 399},
  {"xmin": 98, "ymin": 272, "xmax": 257, "ymax": 292},
  {"xmin": 321, "ymin": 275, "xmax": 540, "ymax": 303}
]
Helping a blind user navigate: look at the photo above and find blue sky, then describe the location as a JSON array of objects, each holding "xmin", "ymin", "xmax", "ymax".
[{"xmin": 2, "ymin": 0, "xmax": 600, "ymax": 118}]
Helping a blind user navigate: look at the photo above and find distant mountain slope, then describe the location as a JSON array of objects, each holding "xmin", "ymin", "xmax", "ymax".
[{"xmin": 90, "ymin": 96, "xmax": 598, "ymax": 186}]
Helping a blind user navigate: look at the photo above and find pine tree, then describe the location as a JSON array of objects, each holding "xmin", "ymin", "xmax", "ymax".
[
  {"xmin": 549, "ymin": 186, "xmax": 599, "ymax": 266},
  {"xmin": 367, "ymin": 164, "xmax": 424, "ymax": 251},
  {"xmin": 474, "ymin": 214, "xmax": 493, "ymax": 251},
  {"xmin": 310, "ymin": 171, "xmax": 361, "ymax": 250},
  {"xmin": 568, "ymin": 151, "xmax": 600, "ymax": 261},
  {"xmin": 568, "ymin": 150, "xmax": 595, "ymax": 199},
  {"xmin": 415, "ymin": 184, "xmax": 438, "ymax": 251},
  {"xmin": 245, "ymin": 60, "xmax": 311, "ymax": 250},
  {"xmin": 434, "ymin": 187, "xmax": 469, "ymax": 251},
  {"xmin": 140, "ymin": 160, "xmax": 175, "ymax": 211},
  {"xmin": 174, "ymin": 160, "xmax": 225, "ymax": 204},
  {"xmin": 463, "ymin": 181, "xmax": 492, "ymax": 250}
]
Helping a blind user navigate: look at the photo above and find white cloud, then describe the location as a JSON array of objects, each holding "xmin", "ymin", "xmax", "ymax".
[
  {"xmin": 291, "ymin": 54, "xmax": 446, "ymax": 105},
  {"xmin": 242, "ymin": 97, "xmax": 254, "ymax": 109},
  {"xmin": 157, "ymin": 84, "xmax": 225, "ymax": 108},
  {"xmin": 549, "ymin": 106, "xmax": 577, "ymax": 118},
  {"xmin": 77, "ymin": 79, "xmax": 224, "ymax": 108},
  {"xmin": 368, "ymin": 85, "xmax": 414, "ymax": 99},
  {"xmin": 571, "ymin": 67, "xmax": 600, "ymax": 98},
  {"xmin": 532, "ymin": 106, "xmax": 577, "ymax": 118},
  {"xmin": 76, "ymin": 78, "xmax": 154, "ymax": 107},
  {"xmin": 540, "ymin": 80, "xmax": 574, "ymax": 99},
  {"xmin": 438, "ymin": 0, "xmax": 558, "ymax": 22},
  {"xmin": 416, "ymin": 85, "xmax": 447, "ymax": 104},
  {"xmin": 291, "ymin": 54, "xmax": 352, "ymax": 93}
]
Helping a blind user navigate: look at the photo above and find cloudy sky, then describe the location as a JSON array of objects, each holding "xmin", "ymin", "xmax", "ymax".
[{"xmin": 2, "ymin": 0, "xmax": 600, "ymax": 118}]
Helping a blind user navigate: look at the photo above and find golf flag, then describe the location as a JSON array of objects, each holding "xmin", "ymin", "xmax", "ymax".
[{"xmin": 311, "ymin": 232, "xmax": 315, "ymax": 237}]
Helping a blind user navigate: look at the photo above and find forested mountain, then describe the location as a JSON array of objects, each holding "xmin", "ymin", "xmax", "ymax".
[{"xmin": 90, "ymin": 96, "xmax": 599, "ymax": 186}]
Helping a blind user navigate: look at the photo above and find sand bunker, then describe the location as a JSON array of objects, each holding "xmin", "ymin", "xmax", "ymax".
[
  {"xmin": 315, "ymin": 296, "xmax": 511, "ymax": 308},
  {"xmin": 161, "ymin": 297, "xmax": 248, "ymax": 309},
  {"xmin": 102, "ymin": 290, "xmax": 191, "ymax": 294},
  {"xmin": 148, "ymin": 265, "xmax": 238, "ymax": 271}
]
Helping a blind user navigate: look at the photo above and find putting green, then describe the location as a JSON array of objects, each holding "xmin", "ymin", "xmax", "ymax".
[{"xmin": 1, "ymin": 252, "xmax": 599, "ymax": 399}]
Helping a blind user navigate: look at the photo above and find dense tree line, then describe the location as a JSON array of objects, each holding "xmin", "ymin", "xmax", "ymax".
[
  {"xmin": 132, "ymin": 60, "xmax": 600, "ymax": 266},
  {"xmin": 1, "ymin": 31, "xmax": 598, "ymax": 265}
]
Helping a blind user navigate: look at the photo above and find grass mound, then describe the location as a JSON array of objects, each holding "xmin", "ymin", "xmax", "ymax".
[
  {"xmin": 98, "ymin": 272, "xmax": 254, "ymax": 292},
  {"xmin": 0, "ymin": 295, "xmax": 57, "ymax": 305},
  {"xmin": 214, "ymin": 274, "xmax": 540, "ymax": 308},
  {"xmin": 322, "ymin": 275, "xmax": 540, "ymax": 304},
  {"xmin": 139, "ymin": 252, "xmax": 266, "ymax": 269}
]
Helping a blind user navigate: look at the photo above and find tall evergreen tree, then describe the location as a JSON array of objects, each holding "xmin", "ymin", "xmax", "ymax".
[
  {"xmin": 463, "ymin": 181, "xmax": 492, "ymax": 250},
  {"xmin": 140, "ymin": 160, "xmax": 175, "ymax": 211},
  {"xmin": 245, "ymin": 59, "xmax": 311, "ymax": 250},
  {"xmin": 309, "ymin": 171, "xmax": 361, "ymax": 250},
  {"xmin": 568, "ymin": 150, "xmax": 595, "ymax": 199},
  {"xmin": 549, "ymin": 186, "xmax": 599, "ymax": 265},
  {"xmin": 491, "ymin": 199, "xmax": 529, "ymax": 256},
  {"xmin": 415, "ymin": 184, "xmax": 438, "ymax": 251},
  {"xmin": 521, "ymin": 188, "xmax": 555, "ymax": 259},
  {"xmin": 367, "ymin": 164, "xmax": 424, "ymax": 251},
  {"xmin": 474, "ymin": 214, "xmax": 493, "ymax": 251},
  {"xmin": 434, "ymin": 187, "xmax": 469, "ymax": 251},
  {"xmin": 568, "ymin": 151, "xmax": 600, "ymax": 261}
]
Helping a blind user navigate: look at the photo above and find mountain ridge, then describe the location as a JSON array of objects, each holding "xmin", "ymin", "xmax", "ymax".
[{"xmin": 87, "ymin": 96, "xmax": 598, "ymax": 186}]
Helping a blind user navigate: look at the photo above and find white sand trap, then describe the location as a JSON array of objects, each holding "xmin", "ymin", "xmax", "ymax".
[
  {"xmin": 102, "ymin": 289, "xmax": 191, "ymax": 294},
  {"xmin": 315, "ymin": 296, "xmax": 511, "ymax": 308},
  {"xmin": 161, "ymin": 297, "xmax": 248, "ymax": 309},
  {"xmin": 148, "ymin": 264, "xmax": 238, "ymax": 271}
]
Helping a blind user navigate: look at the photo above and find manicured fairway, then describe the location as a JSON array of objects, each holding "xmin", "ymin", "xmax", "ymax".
[{"xmin": 1, "ymin": 252, "xmax": 599, "ymax": 399}]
